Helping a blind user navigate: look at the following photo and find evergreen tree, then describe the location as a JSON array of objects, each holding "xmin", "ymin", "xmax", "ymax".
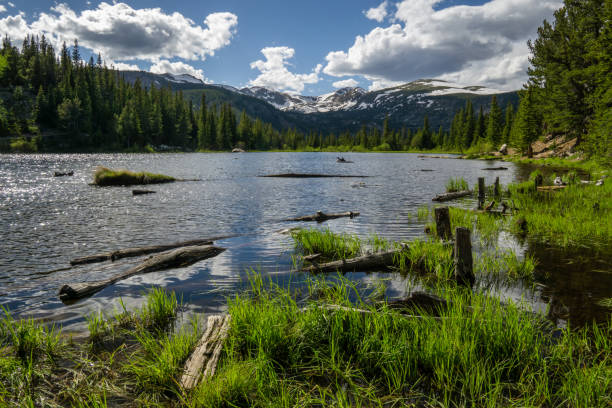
[{"xmin": 486, "ymin": 95, "xmax": 503, "ymax": 146}]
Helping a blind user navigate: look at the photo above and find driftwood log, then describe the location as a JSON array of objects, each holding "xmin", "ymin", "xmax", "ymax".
[
  {"xmin": 432, "ymin": 190, "xmax": 471, "ymax": 202},
  {"xmin": 59, "ymin": 245, "xmax": 225, "ymax": 301},
  {"xmin": 70, "ymin": 238, "xmax": 220, "ymax": 266},
  {"xmin": 537, "ymin": 185, "xmax": 567, "ymax": 191},
  {"xmin": 289, "ymin": 211, "xmax": 360, "ymax": 222},
  {"xmin": 54, "ymin": 171, "xmax": 74, "ymax": 177},
  {"xmin": 132, "ymin": 189, "xmax": 156, "ymax": 195},
  {"xmin": 302, "ymin": 249, "xmax": 400, "ymax": 273},
  {"xmin": 181, "ymin": 314, "xmax": 231, "ymax": 390},
  {"xmin": 482, "ymin": 167, "xmax": 508, "ymax": 171}
]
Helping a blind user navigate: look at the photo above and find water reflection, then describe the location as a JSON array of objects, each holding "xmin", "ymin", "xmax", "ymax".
[{"xmin": 0, "ymin": 153, "xmax": 608, "ymax": 334}]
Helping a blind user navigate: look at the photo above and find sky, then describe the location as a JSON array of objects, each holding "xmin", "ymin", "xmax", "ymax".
[{"xmin": 0, "ymin": 0, "xmax": 561, "ymax": 95}]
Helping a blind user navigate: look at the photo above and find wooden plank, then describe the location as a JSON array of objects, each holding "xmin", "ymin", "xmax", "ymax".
[{"xmin": 59, "ymin": 245, "xmax": 225, "ymax": 301}]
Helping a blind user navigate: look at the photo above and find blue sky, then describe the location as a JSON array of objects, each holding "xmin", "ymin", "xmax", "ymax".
[{"xmin": 0, "ymin": 0, "xmax": 560, "ymax": 95}]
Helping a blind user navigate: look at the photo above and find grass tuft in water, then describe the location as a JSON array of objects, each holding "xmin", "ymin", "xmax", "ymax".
[
  {"xmin": 445, "ymin": 177, "xmax": 469, "ymax": 192},
  {"xmin": 93, "ymin": 166, "xmax": 175, "ymax": 186},
  {"xmin": 292, "ymin": 228, "xmax": 362, "ymax": 259}
]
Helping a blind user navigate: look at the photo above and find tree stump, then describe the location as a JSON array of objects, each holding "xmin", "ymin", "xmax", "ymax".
[
  {"xmin": 434, "ymin": 207, "xmax": 451, "ymax": 241},
  {"xmin": 454, "ymin": 227, "xmax": 474, "ymax": 287},
  {"xmin": 478, "ymin": 177, "xmax": 486, "ymax": 209},
  {"xmin": 534, "ymin": 174, "xmax": 543, "ymax": 191}
]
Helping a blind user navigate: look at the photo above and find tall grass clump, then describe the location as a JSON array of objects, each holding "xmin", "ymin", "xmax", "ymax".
[
  {"xmin": 209, "ymin": 275, "xmax": 612, "ymax": 407},
  {"xmin": 508, "ymin": 178, "xmax": 612, "ymax": 247},
  {"xmin": 445, "ymin": 177, "xmax": 469, "ymax": 192},
  {"xmin": 1, "ymin": 309, "xmax": 61, "ymax": 363},
  {"xmin": 93, "ymin": 166, "xmax": 175, "ymax": 186},
  {"xmin": 292, "ymin": 228, "xmax": 362, "ymax": 259}
]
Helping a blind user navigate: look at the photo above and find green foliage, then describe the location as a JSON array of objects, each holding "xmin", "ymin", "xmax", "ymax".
[
  {"xmin": 292, "ymin": 228, "xmax": 362, "ymax": 260},
  {"xmin": 93, "ymin": 167, "xmax": 175, "ymax": 186},
  {"xmin": 445, "ymin": 177, "xmax": 469, "ymax": 192}
]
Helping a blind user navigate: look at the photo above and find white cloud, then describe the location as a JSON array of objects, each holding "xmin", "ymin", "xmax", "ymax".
[
  {"xmin": 149, "ymin": 59, "xmax": 206, "ymax": 81},
  {"xmin": 0, "ymin": 12, "xmax": 29, "ymax": 41},
  {"xmin": 0, "ymin": 2, "xmax": 237, "ymax": 63},
  {"xmin": 332, "ymin": 78, "xmax": 359, "ymax": 88},
  {"xmin": 0, "ymin": 6, "xmax": 6, "ymax": 13},
  {"xmin": 110, "ymin": 61, "xmax": 140, "ymax": 71},
  {"xmin": 7, "ymin": 2, "xmax": 14, "ymax": 8},
  {"xmin": 367, "ymin": 77, "xmax": 403, "ymax": 91},
  {"xmin": 325, "ymin": 0, "xmax": 561, "ymax": 90},
  {"xmin": 249, "ymin": 46, "xmax": 322, "ymax": 94},
  {"xmin": 364, "ymin": 1, "xmax": 388, "ymax": 23}
]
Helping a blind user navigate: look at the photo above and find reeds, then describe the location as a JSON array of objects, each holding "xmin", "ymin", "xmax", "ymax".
[{"xmin": 445, "ymin": 177, "xmax": 469, "ymax": 192}]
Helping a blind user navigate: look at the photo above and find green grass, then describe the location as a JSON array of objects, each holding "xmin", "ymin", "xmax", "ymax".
[
  {"xmin": 291, "ymin": 228, "xmax": 362, "ymax": 260},
  {"xmin": 200, "ymin": 274, "xmax": 611, "ymax": 407},
  {"xmin": 445, "ymin": 177, "xmax": 469, "ymax": 192},
  {"xmin": 93, "ymin": 166, "xmax": 176, "ymax": 186}
]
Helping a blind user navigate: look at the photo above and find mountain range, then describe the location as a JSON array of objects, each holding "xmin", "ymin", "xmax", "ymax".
[{"xmin": 119, "ymin": 71, "xmax": 519, "ymax": 133}]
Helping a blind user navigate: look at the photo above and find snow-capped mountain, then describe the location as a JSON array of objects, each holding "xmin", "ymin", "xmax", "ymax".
[
  {"xmin": 238, "ymin": 79, "xmax": 504, "ymax": 115},
  {"xmin": 119, "ymin": 71, "xmax": 518, "ymax": 133}
]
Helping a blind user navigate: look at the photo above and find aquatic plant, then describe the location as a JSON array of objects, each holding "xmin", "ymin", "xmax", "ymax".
[
  {"xmin": 445, "ymin": 177, "xmax": 469, "ymax": 192},
  {"xmin": 93, "ymin": 166, "xmax": 175, "ymax": 186}
]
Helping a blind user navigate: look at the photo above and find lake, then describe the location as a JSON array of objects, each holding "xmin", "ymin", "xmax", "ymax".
[{"xmin": 1, "ymin": 152, "xmax": 609, "ymax": 334}]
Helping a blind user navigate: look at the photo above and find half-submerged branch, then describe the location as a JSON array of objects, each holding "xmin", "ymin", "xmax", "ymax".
[
  {"xmin": 59, "ymin": 245, "xmax": 225, "ymax": 301},
  {"xmin": 288, "ymin": 211, "xmax": 360, "ymax": 222},
  {"xmin": 302, "ymin": 249, "xmax": 400, "ymax": 273},
  {"xmin": 70, "ymin": 238, "xmax": 218, "ymax": 266},
  {"xmin": 432, "ymin": 190, "xmax": 472, "ymax": 202},
  {"xmin": 181, "ymin": 314, "xmax": 232, "ymax": 390}
]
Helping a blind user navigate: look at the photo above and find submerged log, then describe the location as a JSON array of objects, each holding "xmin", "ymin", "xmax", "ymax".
[
  {"xmin": 132, "ymin": 189, "xmax": 156, "ymax": 195},
  {"xmin": 181, "ymin": 314, "xmax": 231, "ymax": 390},
  {"xmin": 260, "ymin": 173, "xmax": 368, "ymax": 178},
  {"xmin": 302, "ymin": 249, "xmax": 400, "ymax": 273},
  {"xmin": 289, "ymin": 211, "xmax": 360, "ymax": 222},
  {"xmin": 482, "ymin": 167, "xmax": 508, "ymax": 171},
  {"xmin": 54, "ymin": 171, "xmax": 74, "ymax": 177},
  {"xmin": 59, "ymin": 245, "xmax": 225, "ymax": 301},
  {"xmin": 432, "ymin": 190, "xmax": 471, "ymax": 202},
  {"xmin": 70, "ymin": 238, "xmax": 219, "ymax": 266},
  {"xmin": 303, "ymin": 253, "xmax": 322, "ymax": 262}
]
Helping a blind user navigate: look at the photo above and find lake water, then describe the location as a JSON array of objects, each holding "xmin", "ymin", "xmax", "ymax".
[{"xmin": 1, "ymin": 153, "xmax": 609, "ymax": 334}]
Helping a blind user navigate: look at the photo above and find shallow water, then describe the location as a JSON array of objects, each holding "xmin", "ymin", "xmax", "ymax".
[{"xmin": 0, "ymin": 152, "xmax": 609, "ymax": 334}]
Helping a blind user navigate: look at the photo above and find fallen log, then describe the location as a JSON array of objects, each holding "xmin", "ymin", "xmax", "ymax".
[
  {"xmin": 303, "ymin": 253, "xmax": 322, "ymax": 262},
  {"xmin": 54, "ymin": 171, "xmax": 74, "ymax": 177},
  {"xmin": 260, "ymin": 173, "xmax": 368, "ymax": 178},
  {"xmin": 482, "ymin": 167, "xmax": 508, "ymax": 171},
  {"xmin": 432, "ymin": 190, "xmax": 471, "ymax": 202},
  {"xmin": 537, "ymin": 185, "xmax": 567, "ymax": 191},
  {"xmin": 181, "ymin": 314, "xmax": 231, "ymax": 390},
  {"xmin": 70, "ymin": 238, "xmax": 220, "ymax": 266},
  {"xmin": 132, "ymin": 189, "xmax": 156, "ymax": 195},
  {"xmin": 417, "ymin": 155, "xmax": 456, "ymax": 159},
  {"xmin": 301, "ymin": 249, "xmax": 400, "ymax": 273},
  {"xmin": 59, "ymin": 245, "xmax": 225, "ymax": 301},
  {"xmin": 288, "ymin": 211, "xmax": 360, "ymax": 222}
]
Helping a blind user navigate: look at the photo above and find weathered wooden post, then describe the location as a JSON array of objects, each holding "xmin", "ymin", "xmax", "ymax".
[
  {"xmin": 478, "ymin": 177, "xmax": 486, "ymax": 209},
  {"xmin": 534, "ymin": 174, "xmax": 543, "ymax": 191},
  {"xmin": 454, "ymin": 227, "xmax": 475, "ymax": 287},
  {"xmin": 434, "ymin": 207, "xmax": 452, "ymax": 241},
  {"xmin": 494, "ymin": 177, "xmax": 500, "ymax": 197}
]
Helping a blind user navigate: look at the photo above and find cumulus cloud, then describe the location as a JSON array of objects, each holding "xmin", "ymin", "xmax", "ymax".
[
  {"xmin": 0, "ymin": 2, "xmax": 237, "ymax": 63},
  {"xmin": 332, "ymin": 78, "xmax": 359, "ymax": 88},
  {"xmin": 0, "ymin": 6, "xmax": 6, "ymax": 13},
  {"xmin": 249, "ymin": 47, "xmax": 322, "ymax": 94},
  {"xmin": 109, "ymin": 61, "xmax": 140, "ymax": 71},
  {"xmin": 325, "ymin": 0, "xmax": 561, "ymax": 90},
  {"xmin": 150, "ymin": 59, "xmax": 206, "ymax": 81},
  {"xmin": 367, "ymin": 77, "xmax": 403, "ymax": 91},
  {"xmin": 364, "ymin": 1, "xmax": 388, "ymax": 23}
]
